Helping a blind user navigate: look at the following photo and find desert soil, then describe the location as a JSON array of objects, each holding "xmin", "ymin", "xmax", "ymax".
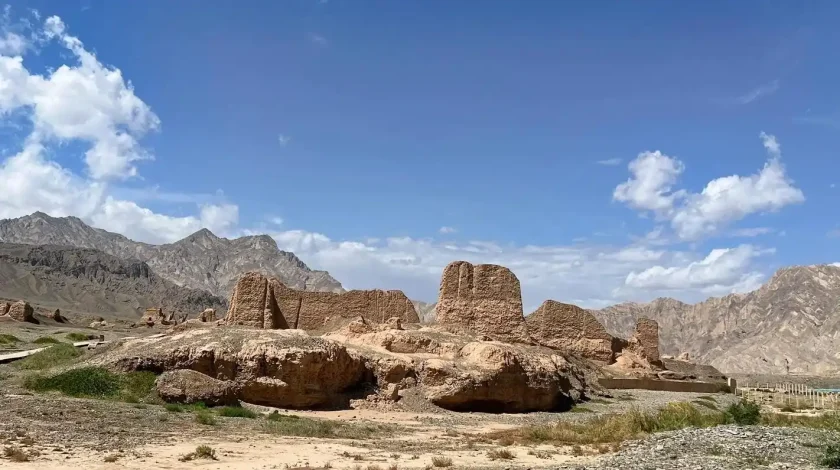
[{"xmin": 0, "ymin": 320, "xmax": 836, "ymax": 470}]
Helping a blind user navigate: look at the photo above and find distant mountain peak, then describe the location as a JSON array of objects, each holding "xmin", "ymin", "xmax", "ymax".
[{"xmin": 0, "ymin": 211, "xmax": 344, "ymax": 296}]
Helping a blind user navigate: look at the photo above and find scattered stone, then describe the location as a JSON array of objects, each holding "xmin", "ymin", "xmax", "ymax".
[
  {"xmin": 7, "ymin": 300, "xmax": 35, "ymax": 323},
  {"xmin": 678, "ymin": 352, "xmax": 691, "ymax": 361},
  {"xmin": 434, "ymin": 261, "xmax": 531, "ymax": 344},
  {"xmin": 0, "ymin": 301, "xmax": 10, "ymax": 316}
]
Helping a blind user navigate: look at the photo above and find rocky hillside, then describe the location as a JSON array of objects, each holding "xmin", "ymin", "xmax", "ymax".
[
  {"xmin": 0, "ymin": 212, "xmax": 343, "ymax": 297},
  {"xmin": 0, "ymin": 243, "xmax": 226, "ymax": 319},
  {"xmin": 591, "ymin": 264, "xmax": 840, "ymax": 375}
]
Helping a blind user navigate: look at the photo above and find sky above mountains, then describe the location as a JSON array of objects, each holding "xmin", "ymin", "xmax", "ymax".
[{"xmin": 0, "ymin": 1, "xmax": 837, "ymax": 310}]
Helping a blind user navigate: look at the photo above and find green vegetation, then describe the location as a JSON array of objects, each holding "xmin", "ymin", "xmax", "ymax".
[
  {"xmin": 15, "ymin": 343, "xmax": 81, "ymax": 370},
  {"xmin": 195, "ymin": 410, "xmax": 217, "ymax": 426},
  {"xmin": 164, "ymin": 402, "xmax": 207, "ymax": 413},
  {"xmin": 32, "ymin": 336, "xmax": 62, "ymax": 344},
  {"xmin": 23, "ymin": 366, "xmax": 156, "ymax": 402},
  {"xmin": 65, "ymin": 332, "xmax": 90, "ymax": 342},
  {"xmin": 569, "ymin": 405, "xmax": 594, "ymax": 413},
  {"xmin": 822, "ymin": 444, "xmax": 840, "ymax": 468},
  {"xmin": 263, "ymin": 411, "xmax": 386, "ymax": 439},
  {"xmin": 179, "ymin": 445, "xmax": 217, "ymax": 462},
  {"xmin": 692, "ymin": 399, "xmax": 718, "ymax": 411},
  {"xmin": 486, "ymin": 449, "xmax": 516, "ymax": 460},
  {"xmin": 725, "ymin": 400, "xmax": 760, "ymax": 425},
  {"xmin": 0, "ymin": 334, "xmax": 20, "ymax": 345},
  {"xmin": 217, "ymin": 405, "xmax": 258, "ymax": 419}
]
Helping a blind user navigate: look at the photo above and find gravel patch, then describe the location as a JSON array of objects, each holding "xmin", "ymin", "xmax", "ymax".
[{"xmin": 560, "ymin": 425, "xmax": 835, "ymax": 470}]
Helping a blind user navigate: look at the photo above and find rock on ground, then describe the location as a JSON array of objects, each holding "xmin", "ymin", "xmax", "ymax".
[
  {"xmin": 87, "ymin": 327, "xmax": 369, "ymax": 409},
  {"xmin": 328, "ymin": 325, "xmax": 604, "ymax": 413},
  {"xmin": 155, "ymin": 369, "xmax": 240, "ymax": 406},
  {"xmin": 434, "ymin": 261, "xmax": 531, "ymax": 344},
  {"xmin": 527, "ymin": 300, "xmax": 624, "ymax": 362},
  {"xmin": 199, "ymin": 308, "xmax": 216, "ymax": 322},
  {"xmin": 6, "ymin": 300, "xmax": 34, "ymax": 323}
]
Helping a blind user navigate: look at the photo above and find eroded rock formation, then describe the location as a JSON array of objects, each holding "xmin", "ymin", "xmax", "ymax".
[
  {"xmin": 629, "ymin": 317, "xmax": 663, "ymax": 368},
  {"xmin": 89, "ymin": 328, "xmax": 369, "ymax": 409},
  {"xmin": 434, "ymin": 261, "xmax": 531, "ymax": 344},
  {"xmin": 7, "ymin": 300, "xmax": 34, "ymax": 323},
  {"xmin": 47, "ymin": 308, "xmax": 65, "ymax": 323},
  {"xmin": 200, "ymin": 308, "xmax": 216, "ymax": 322},
  {"xmin": 155, "ymin": 369, "xmax": 240, "ymax": 406},
  {"xmin": 526, "ymin": 300, "xmax": 623, "ymax": 362},
  {"xmin": 0, "ymin": 302, "xmax": 10, "ymax": 316},
  {"xmin": 225, "ymin": 272, "xmax": 419, "ymax": 330}
]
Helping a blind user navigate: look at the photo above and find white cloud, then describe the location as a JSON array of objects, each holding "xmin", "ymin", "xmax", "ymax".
[
  {"xmin": 731, "ymin": 227, "xmax": 774, "ymax": 237},
  {"xmin": 596, "ymin": 158, "xmax": 622, "ymax": 166},
  {"xmin": 737, "ymin": 80, "xmax": 780, "ymax": 105},
  {"xmin": 439, "ymin": 226, "xmax": 457, "ymax": 234},
  {"xmin": 308, "ymin": 33, "xmax": 328, "ymax": 46},
  {"xmin": 0, "ymin": 31, "xmax": 26, "ymax": 55},
  {"xmin": 0, "ymin": 14, "xmax": 160, "ymax": 180},
  {"xmin": 623, "ymin": 244, "xmax": 771, "ymax": 295},
  {"xmin": 614, "ymin": 133, "xmax": 804, "ymax": 241},
  {"xmin": 0, "ymin": 12, "xmax": 232, "ymax": 245},
  {"xmin": 613, "ymin": 150, "xmax": 685, "ymax": 213},
  {"xmin": 278, "ymin": 134, "xmax": 290, "ymax": 146},
  {"xmin": 267, "ymin": 216, "xmax": 284, "ymax": 226}
]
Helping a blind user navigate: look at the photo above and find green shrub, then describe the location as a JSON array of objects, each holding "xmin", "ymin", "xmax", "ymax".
[
  {"xmin": 725, "ymin": 400, "xmax": 761, "ymax": 425},
  {"xmin": 0, "ymin": 334, "xmax": 20, "ymax": 345},
  {"xmin": 165, "ymin": 402, "xmax": 207, "ymax": 413},
  {"xmin": 65, "ymin": 333, "xmax": 90, "ymax": 342},
  {"xmin": 32, "ymin": 336, "xmax": 61, "ymax": 344},
  {"xmin": 195, "ymin": 411, "xmax": 217, "ymax": 425},
  {"xmin": 24, "ymin": 367, "xmax": 120, "ymax": 397},
  {"xmin": 179, "ymin": 445, "xmax": 217, "ymax": 462},
  {"xmin": 263, "ymin": 411, "xmax": 383, "ymax": 439},
  {"xmin": 217, "ymin": 406, "xmax": 257, "ymax": 419},
  {"xmin": 822, "ymin": 444, "xmax": 840, "ymax": 468},
  {"xmin": 15, "ymin": 343, "xmax": 81, "ymax": 370},
  {"xmin": 23, "ymin": 366, "xmax": 156, "ymax": 402}
]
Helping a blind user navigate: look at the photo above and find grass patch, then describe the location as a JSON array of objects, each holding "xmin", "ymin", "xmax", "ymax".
[
  {"xmin": 725, "ymin": 400, "xmax": 760, "ymax": 425},
  {"xmin": 431, "ymin": 456, "xmax": 452, "ymax": 467},
  {"xmin": 104, "ymin": 454, "xmax": 120, "ymax": 462},
  {"xmin": 15, "ymin": 343, "xmax": 81, "ymax": 370},
  {"xmin": 3, "ymin": 446, "xmax": 29, "ymax": 462},
  {"xmin": 587, "ymin": 398, "xmax": 613, "ymax": 405},
  {"xmin": 32, "ymin": 336, "xmax": 62, "ymax": 344},
  {"xmin": 570, "ymin": 405, "xmax": 594, "ymax": 413},
  {"xmin": 491, "ymin": 402, "xmax": 726, "ymax": 446},
  {"xmin": 0, "ymin": 334, "xmax": 20, "ymax": 345},
  {"xmin": 487, "ymin": 449, "xmax": 516, "ymax": 460},
  {"xmin": 65, "ymin": 333, "xmax": 90, "ymax": 342},
  {"xmin": 217, "ymin": 405, "xmax": 257, "ymax": 419},
  {"xmin": 195, "ymin": 411, "xmax": 217, "ymax": 426},
  {"xmin": 23, "ymin": 366, "xmax": 156, "ymax": 402},
  {"xmin": 263, "ymin": 411, "xmax": 384, "ymax": 439},
  {"xmin": 164, "ymin": 402, "xmax": 207, "ymax": 413},
  {"xmin": 692, "ymin": 399, "xmax": 718, "ymax": 411},
  {"xmin": 179, "ymin": 445, "xmax": 217, "ymax": 462},
  {"xmin": 822, "ymin": 444, "xmax": 840, "ymax": 468}
]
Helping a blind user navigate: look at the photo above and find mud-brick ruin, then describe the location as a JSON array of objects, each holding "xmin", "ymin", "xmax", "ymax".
[{"xmin": 92, "ymin": 260, "xmax": 722, "ymax": 413}]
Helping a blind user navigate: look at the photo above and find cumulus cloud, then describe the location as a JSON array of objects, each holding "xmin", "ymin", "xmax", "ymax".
[
  {"xmin": 613, "ymin": 150, "xmax": 685, "ymax": 214},
  {"xmin": 0, "ymin": 11, "xmax": 233, "ymax": 244},
  {"xmin": 439, "ymin": 226, "xmax": 457, "ymax": 234},
  {"xmin": 622, "ymin": 244, "xmax": 772, "ymax": 295},
  {"xmin": 614, "ymin": 133, "xmax": 803, "ymax": 240}
]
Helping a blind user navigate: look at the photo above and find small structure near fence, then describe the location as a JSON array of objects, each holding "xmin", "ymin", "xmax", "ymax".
[{"xmin": 736, "ymin": 381, "xmax": 840, "ymax": 411}]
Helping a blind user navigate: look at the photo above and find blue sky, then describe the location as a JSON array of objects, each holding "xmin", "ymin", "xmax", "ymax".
[{"xmin": 0, "ymin": 1, "xmax": 838, "ymax": 309}]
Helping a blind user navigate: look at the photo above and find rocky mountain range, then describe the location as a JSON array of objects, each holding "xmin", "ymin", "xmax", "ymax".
[
  {"xmin": 0, "ymin": 243, "xmax": 225, "ymax": 319},
  {"xmin": 0, "ymin": 212, "xmax": 343, "ymax": 298},
  {"xmin": 590, "ymin": 264, "xmax": 840, "ymax": 375}
]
